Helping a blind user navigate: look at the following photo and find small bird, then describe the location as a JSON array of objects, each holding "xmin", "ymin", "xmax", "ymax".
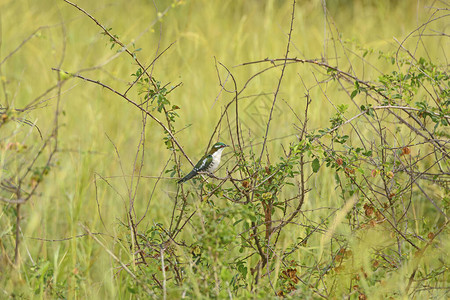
[{"xmin": 178, "ymin": 142, "xmax": 228, "ymax": 184}]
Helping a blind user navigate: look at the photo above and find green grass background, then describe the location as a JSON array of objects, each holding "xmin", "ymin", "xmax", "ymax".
[{"xmin": 0, "ymin": 0, "xmax": 447, "ymax": 298}]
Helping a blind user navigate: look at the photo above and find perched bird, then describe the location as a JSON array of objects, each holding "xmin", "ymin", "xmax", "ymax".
[{"xmin": 178, "ymin": 142, "xmax": 228, "ymax": 184}]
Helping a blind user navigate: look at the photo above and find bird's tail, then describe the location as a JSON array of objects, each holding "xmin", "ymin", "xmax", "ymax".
[{"xmin": 177, "ymin": 170, "xmax": 197, "ymax": 184}]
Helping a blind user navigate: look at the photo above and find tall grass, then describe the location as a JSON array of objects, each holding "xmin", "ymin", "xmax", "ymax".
[{"xmin": 1, "ymin": 0, "xmax": 448, "ymax": 298}]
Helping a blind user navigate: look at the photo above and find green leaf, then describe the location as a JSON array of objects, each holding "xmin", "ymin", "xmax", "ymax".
[
  {"xmin": 233, "ymin": 218, "xmax": 244, "ymax": 226},
  {"xmin": 312, "ymin": 158, "xmax": 320, "ymax": 173},
  {"xmin": 335, "ymin": 173, "xmax": 341, "ymax": 184},
  {"xmin": 362, "ymin": 150, "xmax": 373, "ymax": 157}
]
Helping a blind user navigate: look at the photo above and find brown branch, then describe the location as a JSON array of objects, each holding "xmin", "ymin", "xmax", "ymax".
[
  {"xmin": 51, "ymin": 68, "xmax": 192, "ymax": 166},
  {"xmin": 259, "ymin": 0, "xmax": 296, "ymax": 163}
]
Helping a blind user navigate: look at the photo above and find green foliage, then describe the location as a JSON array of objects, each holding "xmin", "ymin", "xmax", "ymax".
[{"xmin": 101, "ymin": 27, "xmax": 120, "ymax": 50}]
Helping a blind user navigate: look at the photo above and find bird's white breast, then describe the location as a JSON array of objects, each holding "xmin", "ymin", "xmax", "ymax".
[{"xmin": 207, "ymin": 147, "xmax": 225, "ymax": 172}]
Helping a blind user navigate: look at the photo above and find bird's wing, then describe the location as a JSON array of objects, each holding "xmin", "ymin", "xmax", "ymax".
[{"xmin": 194, "ymin": 154, "xmax": 212, "ymax": 172}]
